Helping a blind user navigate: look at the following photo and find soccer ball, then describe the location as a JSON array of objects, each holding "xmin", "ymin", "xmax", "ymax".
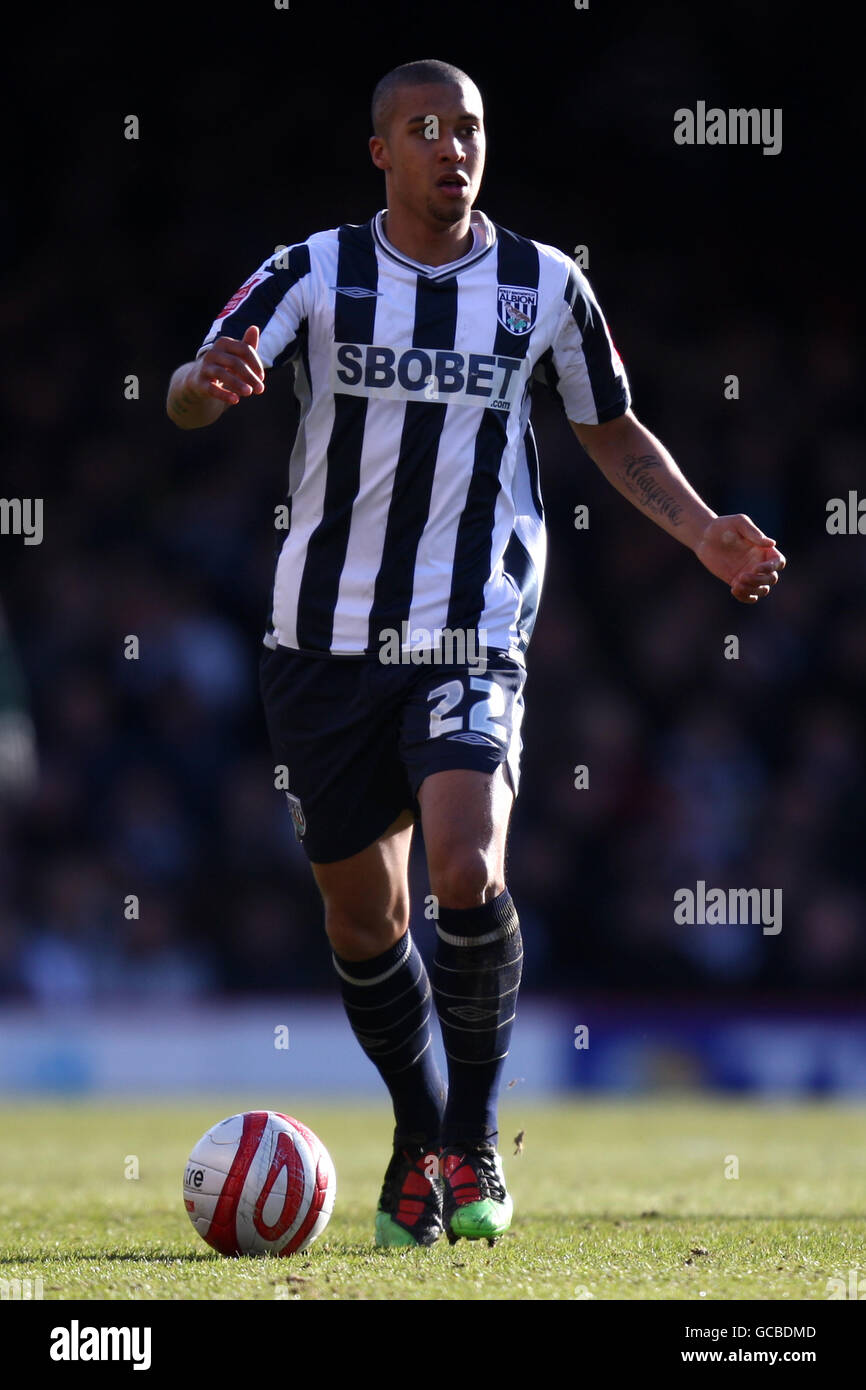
[{"xmin": 183, "ymin": 1110, "xmax": 336, "ymax": 1256}]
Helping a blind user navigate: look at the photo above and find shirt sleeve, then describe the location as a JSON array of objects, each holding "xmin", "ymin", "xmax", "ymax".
[
  {"xmin": 535, "ymin": 261, "xmax": 631, "ymax": 424},
  {"xmin": 196, "ymin": 242, "xmax": 312, "ymax": 370}
]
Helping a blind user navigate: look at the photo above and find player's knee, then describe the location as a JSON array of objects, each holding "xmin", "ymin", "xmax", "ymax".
[
  {"xmin": 429, "ymin": 848, "xmax": 503, "ymax": 910},
  {"xmin": 324, "ymin": 898, "xmax": 409, "ymax": 960}
]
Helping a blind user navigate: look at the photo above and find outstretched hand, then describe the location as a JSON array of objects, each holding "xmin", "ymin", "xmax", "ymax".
[{"xmin": 695, "ymin": 514, "xmax": 786, "ymax": 604}]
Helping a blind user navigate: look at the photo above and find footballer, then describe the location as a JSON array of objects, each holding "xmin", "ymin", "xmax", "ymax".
[{"xmin": 166, "ymin": 60, "xmax": 785, "ymax": 1247}]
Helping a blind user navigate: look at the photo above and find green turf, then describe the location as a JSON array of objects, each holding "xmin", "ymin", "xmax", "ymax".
[{"xmin": 1, "ymin": 1097, "xmax": 864, "ymax": 1300}]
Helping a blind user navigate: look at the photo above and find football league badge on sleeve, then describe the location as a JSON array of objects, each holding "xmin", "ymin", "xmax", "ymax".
[
  {"xmin": 285, "ymin": 791, "xmax": 307, "ymax": 840},
  {"xmin": 497, "ymin": 285, "xmax": 538, "ymax": 335}
]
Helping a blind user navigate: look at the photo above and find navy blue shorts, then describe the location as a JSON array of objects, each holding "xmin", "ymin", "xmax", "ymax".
[{"xmin": 259, "ymin": 643, "xmax": 527, "ymax": 864}]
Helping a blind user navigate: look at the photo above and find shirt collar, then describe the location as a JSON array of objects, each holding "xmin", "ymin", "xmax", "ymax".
[{"xmin": 372, "ymin": 208, "xmax": 496, "ymax": 279}]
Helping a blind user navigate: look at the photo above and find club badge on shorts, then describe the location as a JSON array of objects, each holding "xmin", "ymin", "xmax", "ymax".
[
  {"xmin": 497, "ymin": 285, "xmax": 538, "ymax": 335},
  {"xmin": 285, "ymin": 792, "xmax": 307, "ymax": 841}
]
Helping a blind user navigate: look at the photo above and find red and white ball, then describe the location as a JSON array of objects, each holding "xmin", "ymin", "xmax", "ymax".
[{"xmin": 184, "ymin": 1110, "xmax": 336, "ymax": 1256}]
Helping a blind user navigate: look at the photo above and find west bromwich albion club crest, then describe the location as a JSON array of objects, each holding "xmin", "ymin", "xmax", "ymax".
[
  {"xmin": 285, "ymin": 792, "xmax": 307, "ymax": 841},
  {"xmin": 497, "ymin": 285, "xmax": 538, "ymax": 335}
]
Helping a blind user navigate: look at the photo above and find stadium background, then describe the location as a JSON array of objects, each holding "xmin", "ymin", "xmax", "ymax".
[{"xmin": 1, "ymin": 1, "xmax": 863, "ymax": 1096}]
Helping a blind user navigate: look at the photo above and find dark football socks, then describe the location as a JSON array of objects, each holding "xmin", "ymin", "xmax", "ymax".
[
  {"xmin": 333, "ymin": 930, "xmax": 445, "ymax": 1148},
  {"xmin": 431, "ymin": 888, "xmax": 524, "ymax": 1149}
]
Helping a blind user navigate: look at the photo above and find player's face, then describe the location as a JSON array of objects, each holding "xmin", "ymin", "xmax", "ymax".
[{"xmin": 373, "ymin": 81, "xmax": 485, "ymax": 225}]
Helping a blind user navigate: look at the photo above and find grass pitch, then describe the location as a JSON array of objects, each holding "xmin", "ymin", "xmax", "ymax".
[{"xmin": 1, "ymin": 1097, "xmax": 864, "ymax": 1300}]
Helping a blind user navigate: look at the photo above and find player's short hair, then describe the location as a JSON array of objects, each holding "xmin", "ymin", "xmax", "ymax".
[{"xmin": 371, "ymin": 60, "xmax": 478, "ymax": 138}]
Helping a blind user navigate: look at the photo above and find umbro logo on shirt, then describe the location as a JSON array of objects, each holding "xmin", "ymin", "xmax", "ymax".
[{"xmin": 330, "ymin": 286, "xmax": 383, "ymax": 298}]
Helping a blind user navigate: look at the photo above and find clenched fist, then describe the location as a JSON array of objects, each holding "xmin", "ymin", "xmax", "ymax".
[
  {"xmin": 167, "ymin": 325, "xmax": 265, "ymax": 429},
  {"xmin": 188, "ymin": 324, "xmax": 266, "ymax": 406}
]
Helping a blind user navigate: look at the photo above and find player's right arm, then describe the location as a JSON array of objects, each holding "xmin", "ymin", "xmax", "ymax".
[{"xmin": 166, "ymin": 324, "xmax": 265, "ymax": 430}]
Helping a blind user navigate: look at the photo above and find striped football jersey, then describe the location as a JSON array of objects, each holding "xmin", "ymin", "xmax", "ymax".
[{"xmin": 197, "ymin": 209, "xmax": 630, "ymax": 661}]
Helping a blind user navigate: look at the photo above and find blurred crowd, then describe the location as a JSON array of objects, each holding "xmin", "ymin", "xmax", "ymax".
[{"xmin": 2, "ymin": 13, "xmax": 862, "ymax": 1003}]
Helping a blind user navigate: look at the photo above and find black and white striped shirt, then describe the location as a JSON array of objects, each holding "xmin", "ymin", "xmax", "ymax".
[{"xmin": 198, "ymin": 209, "xmax": 630, "ymax": 661}]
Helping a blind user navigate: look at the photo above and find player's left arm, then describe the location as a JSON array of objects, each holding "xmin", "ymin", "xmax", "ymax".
[{"xmin": 570, "ymin": 408, "xmax": 786, "ymax": 604}]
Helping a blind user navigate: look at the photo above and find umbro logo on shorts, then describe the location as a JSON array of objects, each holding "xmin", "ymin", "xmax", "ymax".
[{"xmin": 446, "ymin": 732, "xmax": 498, "ymax": 746}]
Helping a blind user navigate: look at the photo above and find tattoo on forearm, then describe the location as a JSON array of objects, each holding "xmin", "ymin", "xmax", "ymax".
[{"xmin": 622, "ymin": 453, "xmax": 685, "ymax": 526}]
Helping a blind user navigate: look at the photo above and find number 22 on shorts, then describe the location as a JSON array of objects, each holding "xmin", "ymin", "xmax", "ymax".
[{"xmin": 426, "ymin": 677, "xmax": 506, "ymax": 741}]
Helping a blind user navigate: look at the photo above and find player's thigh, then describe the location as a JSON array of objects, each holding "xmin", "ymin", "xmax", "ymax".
[
  {"xmin": 259, "ymin": 643, "xmax": 415, "ymax": 868},
  {"xmin": 311, "ymin": 809, "xmax": 415, "ymax": 958},
  {"xmin": 400, "ymin": 652, "xmax": 525, "ymax": 906},
  {"xmin": 418, "ymin": 765, "xmax": 514, "ymax": 906}
]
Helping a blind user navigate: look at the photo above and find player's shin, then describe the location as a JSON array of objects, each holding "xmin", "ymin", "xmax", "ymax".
[
  {"xmin": 431, "ymin": 888, "xmax": 523, "ymax": 1148},
  {"xmin": 332, "ymin": 929, "xmax": 445, "ymax": 1148}
]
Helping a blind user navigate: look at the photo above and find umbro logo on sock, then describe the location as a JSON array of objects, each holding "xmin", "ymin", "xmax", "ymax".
[{"xmin": 447, "ymin": 1005, "xmax": 500, "ymax": 1022}]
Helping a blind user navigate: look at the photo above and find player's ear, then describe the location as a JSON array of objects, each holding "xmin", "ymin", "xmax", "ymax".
[{"xmin": 369, "ymin": 135, "xmax": 390, "ymax": 171}]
